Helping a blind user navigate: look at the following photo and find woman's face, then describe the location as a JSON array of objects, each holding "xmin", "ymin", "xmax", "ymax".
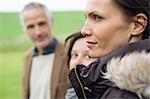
[
  {"xmin": 69, "ymin": 38, "xmax": 97, "ymax": 70},
  {"xmin": 81, "ymin": 0, "xmax": 133, "ymax": 58}
]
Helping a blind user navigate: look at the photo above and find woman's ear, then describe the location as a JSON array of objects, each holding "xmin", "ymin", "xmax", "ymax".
[{"xmin": 131, "ymin": 13, "xmax": 148, "ymax": 36}]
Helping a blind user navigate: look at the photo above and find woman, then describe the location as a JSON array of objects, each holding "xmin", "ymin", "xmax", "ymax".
[
  {"xmin": 65, "ymin": 32, "xmax": 97, "ymax": 99},
  {"xmin": 69, "ymin": 0, "xmax": 150, "ymax": 99}
]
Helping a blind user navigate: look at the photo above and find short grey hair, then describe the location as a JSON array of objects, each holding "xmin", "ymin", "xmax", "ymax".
[{"xmin": 20, "ymin": 2, "xmax": 53, "ymax": 30}]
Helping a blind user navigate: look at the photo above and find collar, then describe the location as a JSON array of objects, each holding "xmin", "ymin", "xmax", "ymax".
[{"xmin": 32, "ymin": 38, "xmax": 58, "ymax": 56}]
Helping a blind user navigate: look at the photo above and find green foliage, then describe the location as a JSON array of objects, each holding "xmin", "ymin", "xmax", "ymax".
[
  {"xmin": 0, "ymin": 11, "xmax": 84, "ymax": 38},
  {"xmin": 0, "ymin": 52, "xmax": 23, "ymax": 99},
  {"xmin": 0, "ymin": 12, "xmax": 23, "ymax": 38},
  {"xmin": 0, "ymin": 11, "xmax": 84, "ymax": 52},
  {"xmin": 0, "ymin": 11, "xmax": 85, "ymax": 99},
  {"xmin": 53, "ymin": 11, "xmax": 85, "ymax": 39}
]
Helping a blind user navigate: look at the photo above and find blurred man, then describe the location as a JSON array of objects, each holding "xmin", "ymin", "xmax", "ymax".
[{"xmin": 20, "ymin": 2, "xmax": 70, "ymax": 99}]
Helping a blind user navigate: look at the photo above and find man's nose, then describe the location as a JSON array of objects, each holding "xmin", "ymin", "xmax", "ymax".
[{"xmin": 34, "ymin": 26, "xmax": 42, "ymax": 35}]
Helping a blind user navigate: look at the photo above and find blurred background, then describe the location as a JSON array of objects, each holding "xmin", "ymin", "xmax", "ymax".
[{"xmin": 0, "ymin": 0, "xmax": 87, "ymax": 98}]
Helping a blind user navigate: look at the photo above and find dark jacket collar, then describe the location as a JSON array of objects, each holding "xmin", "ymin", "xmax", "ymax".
[
  {"xmin": 100, "ymin": 38, "xmax": 150, "ymax": 71},
  {"xmin": 69, "ymin": 38, "xmax": 150, "ymax": 99},
  {"xmin": 87, "ymin": 38, "xmax": 150, "ymax": 83},
  {"xmin": 32, "ymin": 38, "xmax": 58, "ymax": 56}
]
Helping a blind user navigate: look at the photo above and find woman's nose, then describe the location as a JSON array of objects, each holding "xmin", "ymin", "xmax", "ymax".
[{"xmin": 81, "ymin": 21, "xmax": 92, "ymax": 37}]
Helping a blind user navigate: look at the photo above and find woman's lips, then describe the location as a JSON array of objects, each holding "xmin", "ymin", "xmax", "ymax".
[{"xmin": 86, "ymin": 41, "xmax": 97, "ymax": 49}]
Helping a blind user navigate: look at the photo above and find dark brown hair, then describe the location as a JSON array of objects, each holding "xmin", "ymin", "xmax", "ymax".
[
  {"xmin": 113, "ymin": 0, "xmax": 150, "ymax": 39},
  {"xmin": 65, "ymin": 31, "xmax": 85, "ymax": 66}
]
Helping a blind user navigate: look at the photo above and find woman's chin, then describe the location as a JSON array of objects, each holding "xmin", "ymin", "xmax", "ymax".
[{"xmin": 89, "ymin": 51, "xmax": 101, "ymax": 58}]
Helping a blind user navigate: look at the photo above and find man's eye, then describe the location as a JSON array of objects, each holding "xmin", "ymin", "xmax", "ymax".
[
  {"xmin": 84, "ymin": 14, "xmax": 87, "ymax": 19},
  {"xmin": 27, "ymin": 25, "xmax": 34, "ymax": 29},
  {"xmin": 38, "ymin": 21, "xmax": 47, "ymax": 26}
]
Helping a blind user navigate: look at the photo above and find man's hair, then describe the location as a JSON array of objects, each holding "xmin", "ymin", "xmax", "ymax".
[{"xmin": 20, "ymin": 2, "xmax": 53, "ymax": 30}]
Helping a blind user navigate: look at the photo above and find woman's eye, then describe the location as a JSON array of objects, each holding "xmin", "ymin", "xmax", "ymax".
[{"xmin": 94, "ymin": 15, "xmax": 103, "ymax": 22}]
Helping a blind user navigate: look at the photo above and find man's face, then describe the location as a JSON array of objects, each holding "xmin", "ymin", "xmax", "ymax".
[{"xmin": 22, "ymin": 7, "xmax": 53, "ymax": 52}]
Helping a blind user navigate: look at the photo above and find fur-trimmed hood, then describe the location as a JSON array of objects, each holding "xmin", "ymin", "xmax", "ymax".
[{"xmin": 104, "ymin": 51, "xmax": 150, "ymax": 99}]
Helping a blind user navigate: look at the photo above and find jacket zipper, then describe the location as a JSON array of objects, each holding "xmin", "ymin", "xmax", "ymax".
[{"xmin": 74, "ymin": 67, "xmax": 87, "ymax": 99}]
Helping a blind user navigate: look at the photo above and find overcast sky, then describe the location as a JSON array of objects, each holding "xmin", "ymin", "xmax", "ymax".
[{"xmin": 0, "ymin": 0, "xmax": 88, "ymax": 12}]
